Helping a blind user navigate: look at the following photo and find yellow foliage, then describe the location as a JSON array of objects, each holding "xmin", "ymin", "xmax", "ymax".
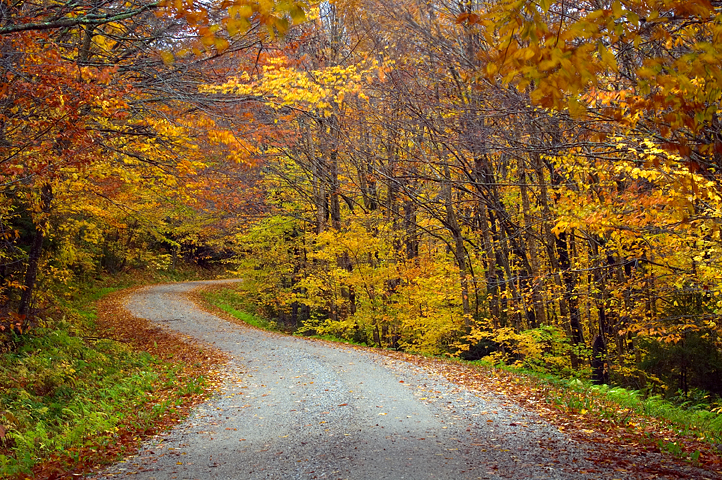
[{"xmin": 201, "ymin": 58, "xmax": 385, "ymax": 113}]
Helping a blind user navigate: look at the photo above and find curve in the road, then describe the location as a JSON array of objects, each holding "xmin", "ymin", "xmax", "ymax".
[{"xmin": 91, "ymin": 281, "xmax": 703, "ymax": 480}]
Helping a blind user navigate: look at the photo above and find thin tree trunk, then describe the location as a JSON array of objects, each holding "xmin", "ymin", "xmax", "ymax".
[
  {"xmin": 442, "ymin": 163, "xmax": 471, "ymax": 325},
  {"xmin": 534, "ymin": 154, "xmax": 585, "ymax": 365},
  {"xmin": 478, "ymin": 202, "xmax": 500, "ymax": 327},
  {"xmin": 329, "ymin": 149, "xmax": 341, "ymax": 229},
  {"xmin": 518, "ymin": 154, "xmax": 546, "ymax": 327},
  {"xmin": 308, "ymin": 122, "xmax": 326, "ymax": 234},
  {"xmin": 404, "ymin": 200, "xmax": 418, "ymax": 260},
  {"xmin": 18, "ymin": 183, "xmax": 53, "ymax": 317}
]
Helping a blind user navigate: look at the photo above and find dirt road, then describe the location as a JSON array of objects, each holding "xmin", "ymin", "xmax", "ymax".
[{"xmin": 91, "ymin": 282, "xmax": 712, "ymax": 479}]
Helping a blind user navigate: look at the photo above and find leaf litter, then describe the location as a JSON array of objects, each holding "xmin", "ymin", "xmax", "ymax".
[{"xmin": 368, "ymin": 349, "xmax": 722, "ymax": 479}]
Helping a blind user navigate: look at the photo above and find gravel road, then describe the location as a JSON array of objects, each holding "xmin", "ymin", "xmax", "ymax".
[{"xmin": 91, "ymin": 281, "xmax": 713, "ymax": 480}]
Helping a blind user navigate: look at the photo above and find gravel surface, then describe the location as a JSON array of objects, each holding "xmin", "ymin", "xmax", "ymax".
[{"xmin": 91, "ymin": 281, "xmax": 714, "ymax": 480}]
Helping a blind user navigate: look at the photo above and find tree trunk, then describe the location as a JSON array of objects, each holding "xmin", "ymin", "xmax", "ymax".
[
  {"xmin": 307, "ymin": 122, "xmax": 327, "ymax": 234},
  {"xmin": 18, "ymin": 183, "xmax": 53, "ymax": 317},
  {"xmin": 404, "ymin": 200, "xmax": 418, "ymax": 260},
  {"xmin": 534, "ymin": 155, "xmax": 585, "ymax": 365},
  {"xmin": 518, "ymin": 154, "xmax": 546, "ymax": 328},
  {"xmin": 442, "ymin": 163, "xmax": 471, "ymax": 325}
]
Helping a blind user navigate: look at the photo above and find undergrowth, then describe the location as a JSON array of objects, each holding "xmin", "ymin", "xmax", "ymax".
[
  {"xmin": 0, "ymin": 266, "xmax": 220, "ymax": 478},
  {"xmin": 574, "ymin": 381, "xmax": 722, "ymax": 443},
  {"xmin": 200, "ymin": 288, "xmax": 372, "ymax": 346},
  {"xmin": 470, "ymin": 360, "xmax": 722, "ymax": 444},
  {"xmin": 0, "ymin": 324, "xmax": 160, "ymax": 475}
]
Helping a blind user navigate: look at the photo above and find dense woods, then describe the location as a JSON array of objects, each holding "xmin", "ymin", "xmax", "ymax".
[
  {"xmin": 0, "ymin": 0, "xmax": 270, "ymax": 327},
  {"xmin": 206, "ymin": 0, "xmax": 722, "ymax": 398},
  {"xmin": 2, "ymin": 0, "xmax": 722, "ymax": 403}
]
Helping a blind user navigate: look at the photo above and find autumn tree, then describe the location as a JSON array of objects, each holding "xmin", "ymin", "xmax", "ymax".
[
  {"xmin": 205, "ymin": 0, "xmax": 722, "ymax": 398},
  {"xmin": 0, "ymin": 0, "xmax": 284, "ymax": 326}
]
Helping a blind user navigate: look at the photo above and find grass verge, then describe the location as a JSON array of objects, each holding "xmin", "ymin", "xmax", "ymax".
[
  {"xmin": 198, "ymin": 287, "xmax": 280, "ymax": 331},
  {"xmin": 0, "ymin": 272, "xmax": 227, "ymax": 479}
]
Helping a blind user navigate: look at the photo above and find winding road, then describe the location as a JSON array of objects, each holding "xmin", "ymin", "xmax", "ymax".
[{"xmin": 91, "ymin": 281, "xmax": 712, "ymax": 480}]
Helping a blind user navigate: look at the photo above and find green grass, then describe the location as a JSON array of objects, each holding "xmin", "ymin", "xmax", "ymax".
[
  {"xmin": 303, "ymin": 333, "xmax": 368, "ymax": 346},
  {"xmin": 0, "ymin": 324, "xmax": 154, "ymax": 475},
  {"xmin": 471, "ymin": 360, "xmax": 722, "ymax": 445},
  {"xmin": 200, "ymin": 288, "xmax": 278, "ymax": 331},
  {"xmin": 220, "ymin": 304, "xmax": 277, "ymax": 330},
  {"xmin": 0, "ymin": 267, "xmax": 214, "ymax": 477}
]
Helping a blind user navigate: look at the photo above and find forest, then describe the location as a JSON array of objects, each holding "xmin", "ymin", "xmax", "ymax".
[{"xmin": 1, "ymin": 0, "xmax": 722, "ymax": 455}]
